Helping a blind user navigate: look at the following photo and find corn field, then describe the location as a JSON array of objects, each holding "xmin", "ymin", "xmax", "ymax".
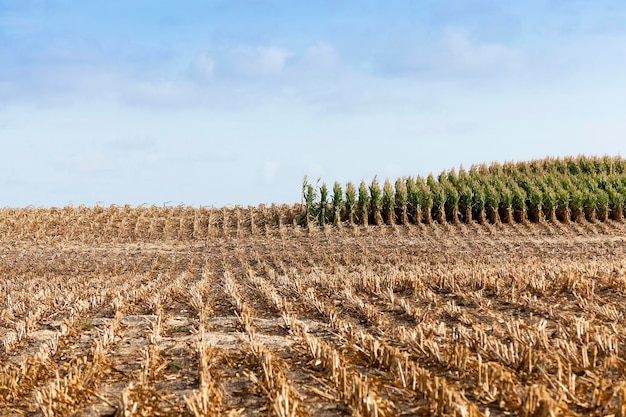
[
  {"xmin": 302, "ymin": 155, "xmax": 626, "ymax": 226},
  {"xmin": 1, "ymin": 156, "xmax": 626, "ymax": 416}
]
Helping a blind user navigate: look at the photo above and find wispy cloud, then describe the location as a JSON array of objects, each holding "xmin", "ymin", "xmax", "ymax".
[
  {"xmin": 189, "ymin": 53, "xmax": 215, "ymax": 81},
  {"xmin": 299, "ymin": 43, "xmax": 339, "ymax": 72},
  {"xmin": 225, "ymin": 45, "xmax": 292, "ymax": 77},
  {"xmin": 438, "ymin": 28, "xmax": 524, "ymax": 75}
]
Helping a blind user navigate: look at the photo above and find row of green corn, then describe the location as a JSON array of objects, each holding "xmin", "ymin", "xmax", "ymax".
[{"xmin": 301, "ymin": 155, "xmax": 626, "ymax": 226}]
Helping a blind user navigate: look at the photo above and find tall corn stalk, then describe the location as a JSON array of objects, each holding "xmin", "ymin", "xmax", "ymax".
[
  {"xmin": 345, "ymin": 182, "xmax": 357, "ymax": 225},
  {"xmin": 332, "ymin": 182, "xmax": 344, "ymax": 226},
  {"xmin": 471, "ymin": 180, "xmax": 487, "ymax": 224},
  {"xmin": 417, "ymin": 176, "xmax": 433, "ymax": 224},
  {"xmin": 484, "ymin": 182, "xmax": 501, "ymax": 223},
  {"xmin": 301, "ymin": 177, "xmax": 317, "ymax": 226},
  {"xmin": 458, "ymin": 185, "xmax": 473, "ymax": 223},
  {"xmin": 428, "ymin": 174, "xmax": 446, "ymax": 223},
  {"xmin": 394, "ymin": 178, "xmax": 409, "ymax": 225},
  {"xmin": 406, "ymin": 177, "xmax": 422, "ymax": 224},
  {"xmin": 357, "ymin": 181, "xmax": 370, "ymax": 226},
  {"xmin": 318, "ymin": 183, "xmax": 329, "ymax": 225},
  {"xmin": 369, "ymin": 178, "xmax": 383, "ymax": 226},
  {"xmin": 382, "ymin": 179, "xmax": 396, "ymax": 225}
]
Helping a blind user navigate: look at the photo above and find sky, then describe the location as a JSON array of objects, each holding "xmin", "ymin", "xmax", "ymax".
[{"xmin": 1, "ymin": 1, "xmax": 625, "ymax": 208}]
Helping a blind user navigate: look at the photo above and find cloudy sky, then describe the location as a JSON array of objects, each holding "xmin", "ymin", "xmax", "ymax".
[{"xmin": 1, "ymin": 1, "xmax": 625, "ymax": 207}]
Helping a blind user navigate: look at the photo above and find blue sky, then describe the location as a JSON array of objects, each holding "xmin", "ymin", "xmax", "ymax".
[{"xmin": 1, "ymin": 1, "xmax": 625, "ymax": 207}]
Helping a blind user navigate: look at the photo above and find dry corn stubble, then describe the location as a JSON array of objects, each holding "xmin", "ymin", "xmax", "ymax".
[{"xmin": 0, "ymin": 205, "xmax": 625, "ymax": 416}]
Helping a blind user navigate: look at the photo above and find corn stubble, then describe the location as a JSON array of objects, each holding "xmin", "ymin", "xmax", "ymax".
[{"xmin": 1, "ymin": 157, "xmax": 626, "ymax": 416}]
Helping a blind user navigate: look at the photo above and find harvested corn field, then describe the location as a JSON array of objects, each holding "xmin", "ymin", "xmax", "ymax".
[{"xmin": 1, "ymin": 205, "xmax": 626, "ymax": 416}]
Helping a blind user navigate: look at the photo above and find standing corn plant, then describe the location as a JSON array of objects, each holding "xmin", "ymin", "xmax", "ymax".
[
  {"xmin": 301, "ymin": 177, "xmax": 317, "ymax": 226},
  {"xmin": 394, "ymin": 178, "xmax": 409, "ymax": 225},
  {"xmin": 471, "ymin": 179, "xmax": 487, "ymax": 224},
  {"xmin": 458, "ymin": 184, "xmax": 473, "ymax": 223},
  {"xmin": 427, "ymin": 174, "xmax": 446, "ymax": 223},
  {"xmin": 382, "ymin": 179, "xmax": 395, "ymax": 225},
  {"xmin": 417, "ymin": 176, "xmax": 433, "ymax": 224},
  {"xmin": 299, "ymin": 156, "xmax": 626, "ymax": 228},
  {"xmin": 494, "ymin": 179, "xmax": 513, "ymax": 224},
  {"xmin": 318, "ymin": 183, "xmax": 329, "ymax": 225},
  {"xmin": 405, "ymin": 177, "xmax": 422, "ymax": 224},
  {"xmin": 484, "ymin": 182, "xmax": 501, "ymax": 223},
  {"xmin": 344, "ymin": 182, "xmax": 357, "ymax": 224},
  {"xmin": 332, "ymin": 182, "xmax": 343, "ymax": 226},
  {"xmin": 443, "ymin": 181, "xmax": 460, "ymax": 223},
  {"xmin": 369, "ymin": 178, "xmax": 383, "ymax": 225},
  {"xmin": 357, "ymin": 181, "xmax": 370, "ymax": 226}
]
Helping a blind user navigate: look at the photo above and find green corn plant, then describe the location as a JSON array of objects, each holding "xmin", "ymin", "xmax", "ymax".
[
  {"xmin": 553, "ymin": 158, "xmax": 567, "ymax": 175},
  {"xmin": 484, "ymin": 182, "xmax": 501, "ymax": 223},
  {"xmin": 569, "ymin": 188, "xmax": 585, "ymax": 222},
  {"xmin": 318, "ymin": 183, "xmax": 329, "ymax": 225},
  {"xmin": 394, "ymin": 178, "xmax": 409, "ymax": 225},
  {"xmin": 516, "ymin": 162, "xmax": 529, "ymax": 175},
  {"xmin": 344, "ymin": 182, "xmax": 357, "ymax": 224},
  {"xmin": 494, "ymin": 179, "xmax": 513, "ymax": 224},
  {"xmin": 555, "ymin": 186, "xmax": 571, "ymax": 223},
  {"xmin": 332, "ymin": 182, "xmax": 343, "ymax": 226},
  {"xmin": 299, "ymin": 156, "xmax": 626, "ymax": 228},
  {"xmin": 369, "ymin": 178, "xmax": 383, "ymax": 225},
  {"xmin": 381, "ymin": 179, "xmax": 395, "ymax": 224},
  {"xmin": 470, "ymin": 180, "xmax": 486, "ymax": 224},
  {"xmin": 457, "ymin": 184, "xmax": 473, "ymax": 223},
  {"xmin": 607, "ymin": 186, "xmax": 625, "ymax": 221},
  {"xmin": 566, "ymin": 157, "xmax": 580, "ymax": 175},
  {"xmin": 457, "ymin": 166, "xmax": 469, "ymax": 183},
  {"xmin": 580, "ymin": 176, "xmax": 604, "ymax": 222},
  {"xmin": 542, "ymin": 157, "xmax": 558, "ymax": 174},
  {"xmin": 510, "ymin": 182, "xmax": 527, "ymax": 223},
  {"xmin": 443, "ymin": 181, "xmax": 460, "ymax": 223},
  {"xmin": 542, "ymin": 186, "xmax": 557, "ymax": 222},
  {"xmin": 418, "ymin": 177, "xmax": 434, "ymax": 224},
  {"xmin": 487, "ymin": 162, "xmax": 502, "ymax": 176},
  {"xmin": 535, "ymin": 176, "xmax": 556, "ymax": 222},
  {"xmin": 578, "ymin": 155, "xmax": 594, "ymax": 175},
  {"xmin": 447, "ymin": 169, "xmax": 460, "ymax": 187},
  {"xmin": 301, "ymin": 176, "xmax": 317, "ymax": 226},
  {"xmin": 582, "ymin": 190, "xmax": 598, "ymax": 222},
  {"xmin": 502, "ymin": 161, "xmax": 516, "ymax": 177},
  {"xmin": 357, "ymin": 181, "xmax": 370, "ymax": 225},
  {"xmin": 427, "ymin": 174, "xmax": 446, "ymax": 223},
  {"xmin": 599, "ymin": 155, "xmax": 614, "ymax": 175},
  {"xmin": 615, "ymin": 157, "xmax": 626, "ymax": 175},
  {"xmin": 406, "ymin": 177, "xmax": 422, "ymax": 224},
  {"xmin": 477, "ymin": 163, "xmax": 490, "ymax": 176},
  {"xmin": 528, "ymin": 160, "xmax": 543, "ymax": 175},
  {"xmin": 527, "ymin": 184, "xmax": 544, "ymax": 222},
  {"xmin": 595, "ymin": 188, "xmax": 609, "ymax": 222}
]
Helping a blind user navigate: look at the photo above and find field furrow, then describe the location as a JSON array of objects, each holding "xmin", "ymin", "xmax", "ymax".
[{"xmin": 2, "ymin": 209, "xmax": 626, "ymax": 415}]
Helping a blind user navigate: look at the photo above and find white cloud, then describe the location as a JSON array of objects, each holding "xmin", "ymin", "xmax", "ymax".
[
  {"xmin": 190, "ymin": 53, "xmax": 215, "ymax": 81},
  {"xmin": 439, "ymin": 28, "xmax": 525, "ymax": 75},
  {"xmin": 227, "ymin": 46, "xmax": 292, "ymax": 77},
  {"xmin": 300, "ymin": 43, "xmax": 338, "ymax": 72}
]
